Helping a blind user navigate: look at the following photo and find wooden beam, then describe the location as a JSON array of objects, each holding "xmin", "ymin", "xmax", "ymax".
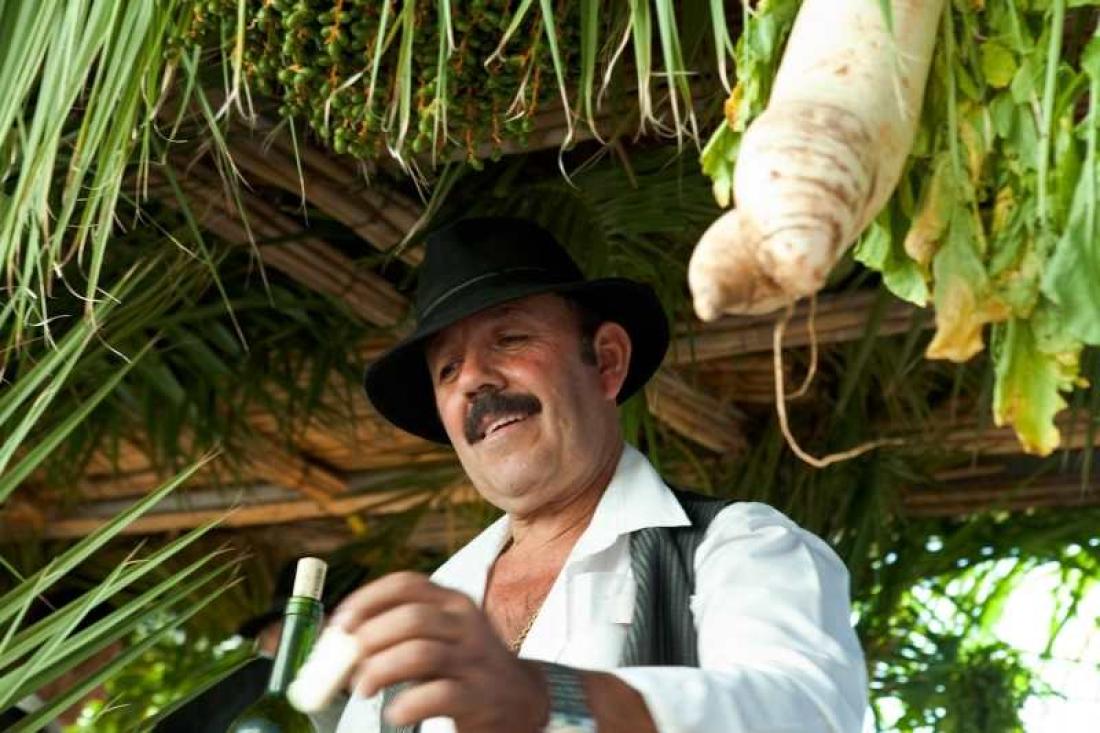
[
  {"xmin": 213, "ymin": 509, "xmax": 486, "ymax": 555},
  {"xmin": 23, "ymin": 402, "xmax": 432, "ymax": 501},
  {"xmin": 686, "ymin": 353, "xmax": 801, "ymax": 405},
  {"xmin": 1, "ymin": 483, "xmax": 478, "ymax": 540},
  {"xmin": 932, "ymin": 413, "xmax": 1100, "ymax": 456},
  {"xmin": 36, "ymin": 464, "xmax": 234, "ymax": 502},
  {"xmin": 645, "ymin": 369, "xmax": 746, "ymax": 455},
  {"xmin": 0, "ymin": 498, "xmax": 46, "ymax": 534},
  {"xmin": 83, "ymin": 437, "xmax": 154, "ymax": 476},
  {"xmin": 902, "ymin": 474, "xmax": 1100, "ymax": 517},
  {"xmin": 666, "ymin": 291, "xmax": 928, "ymax": 365},
  {"xmin": 151, "ymin": 162, "xmax": 409, "ymax": 327},
  {"xmin": 245, "ymin": 413, "xmax": 452, "ymax": 472},
  {"xmin": 150, "ymin": 92, "xmax": 412, "ymax": 251},
  {"xmin": 207, "ymin": 106, "xmax": 424, "ymax": 243},
  {"xmin": 229, "ymin": 135, "xmax": 424, "ymax": 264},
  {"xmin": 31, "ymin": 434, "xmax": 349, "ymax": 510},
  {"xmin": 220, "ymin": 83, "xmax": 712, "ymax": 263},
  {"xmin": 16, "ymin": 467, "xmax": 1098, "ymax": 539},
  {"xmin": 242, "ymin": 435, "xmax": 347, "ymax": 504}
]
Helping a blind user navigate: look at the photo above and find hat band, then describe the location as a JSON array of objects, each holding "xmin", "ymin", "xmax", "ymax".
[{"xmin": 418, "ymin": 266, "xmax": 559, "ymax": 319}]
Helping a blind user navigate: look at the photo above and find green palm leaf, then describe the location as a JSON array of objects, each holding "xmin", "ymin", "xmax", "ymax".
[
  {"xmin": 0, "ymin": 0, "xmax": 236, "ymax": 350},
  {"xmin": 3, "ymin": 581, "xmax": 234, "ymax": 733}
]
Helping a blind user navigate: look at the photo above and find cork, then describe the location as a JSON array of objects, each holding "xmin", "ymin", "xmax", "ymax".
[
  {"xmin": 287, "ymin": 627, "xmax": 361, "ymax": 713},
  {"xmin": 292, "ymin": 557, "xmax": 327, "ymax": 600}
]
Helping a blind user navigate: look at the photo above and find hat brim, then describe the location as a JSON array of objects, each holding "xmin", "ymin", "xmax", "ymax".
[{"xmin": 364, "ymin": 277, "xmax": 669, "ymax": 444}]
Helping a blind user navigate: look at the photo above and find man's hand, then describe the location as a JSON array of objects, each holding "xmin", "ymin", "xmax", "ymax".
[{"xmin": 329, "ymin": 571, "xmax": 550, "ymax": 733}]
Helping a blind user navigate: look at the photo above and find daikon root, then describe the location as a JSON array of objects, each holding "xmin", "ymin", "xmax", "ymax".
[
  {"xmin": 689, "ymin": 0, "xmax": 946, "ymax": 321},
  {"xmin": 688, "ymin": 206, "xmax": 791, "ymax": 318}
]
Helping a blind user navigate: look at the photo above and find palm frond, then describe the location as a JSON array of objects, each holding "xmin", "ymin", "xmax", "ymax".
[
  {"xmin": 0, "ymin": 0, "xmax": 237, "ymax": 353},
  {"xmin": 0, "ymin": 243, "xmax": 246, "ymax": 723}
]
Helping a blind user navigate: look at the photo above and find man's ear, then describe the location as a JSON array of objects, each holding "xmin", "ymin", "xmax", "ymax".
[{"xmin": 592, "ymin": 321, "xmax": 632, "ymax": 400}]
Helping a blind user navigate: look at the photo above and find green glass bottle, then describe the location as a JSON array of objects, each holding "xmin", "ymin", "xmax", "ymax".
[{"xmin": 228, "ymin": 557, "xmax": 328, "ymax": 733}]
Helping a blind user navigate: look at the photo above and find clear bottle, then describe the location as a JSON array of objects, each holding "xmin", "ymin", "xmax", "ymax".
[{"xmin": 228, "ymin": 557, "xmax": 327, "ymax": 733}]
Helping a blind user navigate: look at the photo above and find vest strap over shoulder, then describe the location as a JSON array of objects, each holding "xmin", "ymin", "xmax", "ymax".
[{"xmin": 620, "ymin": 489, "xmax": 732, "ymax": 668}]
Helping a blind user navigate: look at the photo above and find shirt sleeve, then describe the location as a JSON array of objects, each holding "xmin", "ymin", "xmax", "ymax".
[
  {"xmin": 336, "ymin": 691, "xmax": 382, "ymax": 733},
  {"xmin": 610, "ymin": 502, "xmax": 868, "ymax": 733}
]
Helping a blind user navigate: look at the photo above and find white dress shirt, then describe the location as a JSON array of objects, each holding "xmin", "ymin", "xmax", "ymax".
[{"xmin": 337, "ymin": 444, "xmax": 867, "ymax": 733}]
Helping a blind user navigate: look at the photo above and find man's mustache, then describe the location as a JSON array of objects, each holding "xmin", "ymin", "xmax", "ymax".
[{"xmin": 465, "ymin": 390, "xmax": 542, "ymax": 445}]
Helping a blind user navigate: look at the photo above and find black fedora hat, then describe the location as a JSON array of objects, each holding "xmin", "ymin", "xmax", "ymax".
[{"xmin": 364, "ymin": 217, "xmax": 669, "ymax": 443}]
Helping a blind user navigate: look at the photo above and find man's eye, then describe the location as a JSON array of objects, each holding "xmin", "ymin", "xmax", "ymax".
[
  {"xmin": 438, "ymin": 361, "xmax": 458, "ymax": 382},
  {"xmin": 498, "ymin": 334, "xmax": 528, "ymax": 346}
]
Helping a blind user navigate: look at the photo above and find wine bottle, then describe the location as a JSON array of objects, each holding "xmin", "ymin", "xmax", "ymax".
[{"xmin": 228, "ymin": 557, "xmax": 328, "ymax": 733}]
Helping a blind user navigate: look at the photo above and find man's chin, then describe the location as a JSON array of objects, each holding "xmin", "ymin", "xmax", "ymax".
[{"xmin": 465, "ymin": 454, "xmax": 553, "ymax": 504}]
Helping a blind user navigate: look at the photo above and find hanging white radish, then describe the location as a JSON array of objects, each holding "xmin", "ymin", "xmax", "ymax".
[{"xmin": 689, "ymin": 0, "xmax": 946, "ymax": 320}]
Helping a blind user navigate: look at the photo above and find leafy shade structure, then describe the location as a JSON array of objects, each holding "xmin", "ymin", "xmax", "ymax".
[{"xmin": 703, "ymin": 0, "xmax": 1100, "ymax": 456}]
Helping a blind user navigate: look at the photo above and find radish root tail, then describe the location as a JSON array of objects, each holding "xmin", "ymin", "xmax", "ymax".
[
  {"xmin": 786, "ymin": 295, "xmax": 818, "ymax": 400},
  {"xmin": 773, "ymin": 303, "xmax": 903, "ymax": 468}
]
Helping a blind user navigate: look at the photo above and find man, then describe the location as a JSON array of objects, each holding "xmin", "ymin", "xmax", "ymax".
[{"xmin": 332, "ymin": 217, "xmax": 866, "ymax": 732}]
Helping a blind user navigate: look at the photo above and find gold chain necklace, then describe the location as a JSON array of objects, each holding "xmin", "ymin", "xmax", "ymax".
[
  {"xmin": 509, "ymin": 607, "xmax": 539, "ymax": 653},
  {"xmin": 499, "ymin": 530, "xmax": 554, "ymax": 651},
  {"xmin": 498, "ymin": 537, "xmax": 547, "ymax": 653}
]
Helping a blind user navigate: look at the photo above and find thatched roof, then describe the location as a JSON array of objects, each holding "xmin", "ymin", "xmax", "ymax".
[
  {"xmin": 1, "ymin": 1, "xmax": 1097, "ymax": 565},
  {"xmin": 5, "ymin": 119, "xmax": 1097, "ymax": 550}
]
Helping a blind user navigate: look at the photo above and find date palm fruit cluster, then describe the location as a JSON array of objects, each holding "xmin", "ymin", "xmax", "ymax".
[{"xmin": 190, "ymin": 0, "xmax": 586, "ymax": 163}]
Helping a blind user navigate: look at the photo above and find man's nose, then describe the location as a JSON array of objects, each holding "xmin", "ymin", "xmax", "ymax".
[{"xmin": 456, "ymin": 349, "xmax": 505, "ymax": 398}]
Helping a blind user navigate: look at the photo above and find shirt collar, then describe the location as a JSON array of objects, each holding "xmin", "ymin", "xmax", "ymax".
[
  {"xmin": 431, "ymin": 513, "xmax": 510, "ymax": 603},
  {"xmin": 568, "ymin": 443, "xmax": 689, "ymax": 561},
  {"xmin": 432, "ymin": 443, "xmax": 688, "ymax": 599}
]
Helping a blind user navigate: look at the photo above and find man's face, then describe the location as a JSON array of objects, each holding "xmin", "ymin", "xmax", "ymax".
[{"xmin": 426, "ymin": 294, "xmax": 630, "ymax": 514}]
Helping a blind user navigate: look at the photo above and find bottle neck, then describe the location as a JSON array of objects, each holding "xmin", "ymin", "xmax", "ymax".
[{"xmin": 268, "ymin": 596, "xmax": 323, "ymax": 694}]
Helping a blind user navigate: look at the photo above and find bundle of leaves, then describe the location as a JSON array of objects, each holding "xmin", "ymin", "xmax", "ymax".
[
  {"xmin": 703, "ymin": 0, "xmax": 1100, "ymax": 456},
  {"xmin": 190, "ymin": 0, "xmax": 729, "ymax": 163}
]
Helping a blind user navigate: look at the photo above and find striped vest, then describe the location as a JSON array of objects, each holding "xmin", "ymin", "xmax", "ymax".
[{"xmin": 381, "ymin": 489, "xmax": 730, "ymax": 733}]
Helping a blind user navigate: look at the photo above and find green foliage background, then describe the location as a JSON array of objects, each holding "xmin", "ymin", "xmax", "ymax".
[{"xmin": 1, "ymin": 1, "xmax": 1098, "ymax": 732}]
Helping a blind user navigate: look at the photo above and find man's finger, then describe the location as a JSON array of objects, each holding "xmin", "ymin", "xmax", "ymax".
[
  {"xmin": 353, "ymin": 602, "xmax": 463, "ymax": 657},
  {"xmin": 330, "ymin": 571, "xmax": 456, "ymax": 630},
  {"xmin": 383, "ymin": 678, "xmax": 468, "ymax": 728},
  {"xmin": 354, "ymin": 638, "xmax": 452, "ymax": 698}
]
